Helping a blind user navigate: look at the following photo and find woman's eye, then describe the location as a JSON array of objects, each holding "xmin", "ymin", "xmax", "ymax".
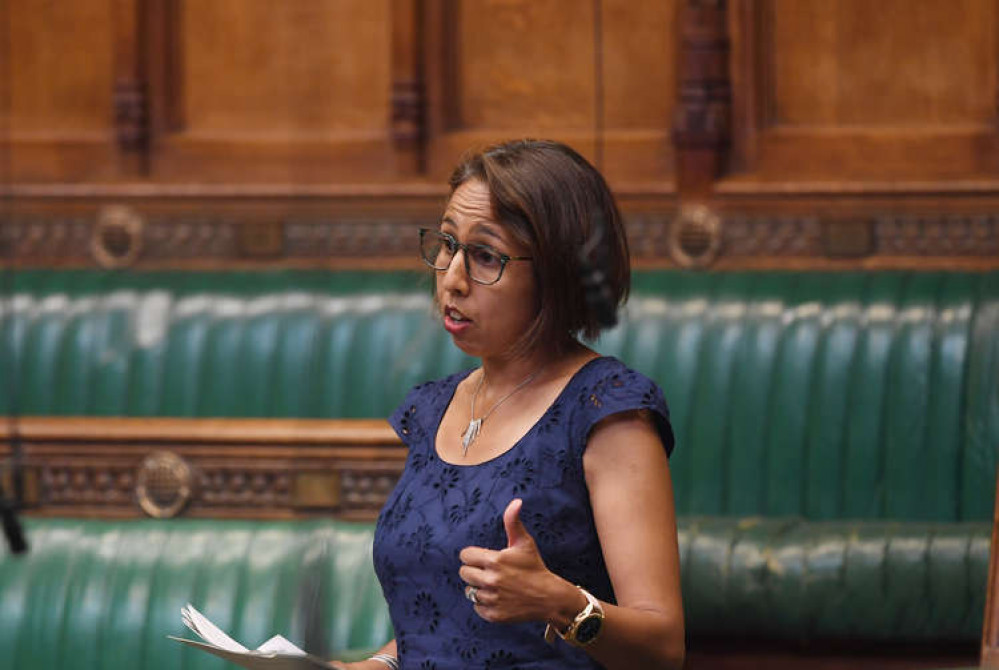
[{"xmin": 470, "ymin": 247, "xmax": 501, "ymax": 267}]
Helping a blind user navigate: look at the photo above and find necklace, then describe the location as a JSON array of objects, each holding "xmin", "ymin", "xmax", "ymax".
[{"xmin": 461, "ymin": 367, "xmax": 545, "ymax": 455}]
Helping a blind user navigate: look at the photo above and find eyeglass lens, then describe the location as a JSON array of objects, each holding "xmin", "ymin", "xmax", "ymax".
[{"xmin": 420, "ymin": 231, "xmax": 504, "ymax": 284}]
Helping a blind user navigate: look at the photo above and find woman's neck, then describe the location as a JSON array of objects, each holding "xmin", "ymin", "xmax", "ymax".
[{"xmin": 478, "ymin": 339, "xmax": 588, "ymax": 391}]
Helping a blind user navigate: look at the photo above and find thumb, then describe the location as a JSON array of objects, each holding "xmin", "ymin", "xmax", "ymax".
[{"xmin": 503, "ymin": 498, "xmax": 532, "ymax": 549}]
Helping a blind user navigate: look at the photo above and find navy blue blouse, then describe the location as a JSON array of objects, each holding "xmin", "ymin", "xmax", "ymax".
[{"xmin": 373, "ymin": 357, "xmax": 674, "ymax": 669}]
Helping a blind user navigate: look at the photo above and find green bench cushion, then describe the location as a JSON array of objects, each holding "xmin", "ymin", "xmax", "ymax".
[
  {"xmin": 680, "ymin": 516, "xmax": 989, "ymax": 641},
  {"xmin": 0, "ymin": 516, "xmax": 987, "ymax": 670},
  {"xmin": 0, "ymin": 518, "xmax": 391, "ymax": 670},
  {"xmin": 2, "ymin": 269, "xmax": 996, "ymax": 522}
]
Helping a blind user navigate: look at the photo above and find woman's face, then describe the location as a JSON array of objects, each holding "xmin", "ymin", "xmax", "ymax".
[{"xmin": 436, "ymin": 179, "xmax": 538, "ymax": 360}]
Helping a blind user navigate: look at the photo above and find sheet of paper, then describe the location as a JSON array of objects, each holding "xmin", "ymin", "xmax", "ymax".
[
  {"xmin": 255, "ymin": 635, "xmax": 307, "ymax": 656},
  {"xmin": 168, "ymin": 637, "xmax": 335, "ymax": 670},
  {"xmin": 181, "ymin": 603, "xmax": 249, "ymax": 653}
]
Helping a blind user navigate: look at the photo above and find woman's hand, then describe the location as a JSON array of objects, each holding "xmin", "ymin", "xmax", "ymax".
[{"xmin": 458, "ymin": 498, "xmax": 582, "ymax": 625}]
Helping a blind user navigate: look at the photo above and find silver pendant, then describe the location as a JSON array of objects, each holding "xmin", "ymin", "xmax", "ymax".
[{"xmin": 462, "ymin": 418, "xmax": 482, "ymax": 455}]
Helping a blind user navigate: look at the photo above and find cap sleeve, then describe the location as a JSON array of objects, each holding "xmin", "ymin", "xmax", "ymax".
[
  {"xmin": 571, "ymin": 359, "xmax": 675, "ymax": 457},
  {"xmin": 389, "ymin": 384, "xmax": 426, "ymax": 448},
  {"xmin": 388, "ymin": 369, "xmax": 473, "ymax": 449}
]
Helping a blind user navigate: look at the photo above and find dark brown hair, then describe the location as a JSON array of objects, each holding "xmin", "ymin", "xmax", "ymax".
[{"xmin": 447, "ymin": 139, "xmax": 630, "ymax": 353}]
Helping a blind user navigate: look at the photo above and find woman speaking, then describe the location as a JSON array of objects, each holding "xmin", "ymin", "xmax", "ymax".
[{"xmin": 334, "ymin": 139, "xmax": 684, "ymax": 670}]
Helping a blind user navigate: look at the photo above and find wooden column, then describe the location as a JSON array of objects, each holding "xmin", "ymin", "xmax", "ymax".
[
  {"xmin": 391, "ymin": 0, "xmax": 427, "ymax": 175},
  {"xmin": 145, "ymin": 0, "xmax": 184, "ymax": 139},
  {"xmin": 672, "ymin": 0, "xmax": 730, "ymax": 201},
  {"xmin": 112, "ymin": 0, "xmax": 151, "ymax": 175}
]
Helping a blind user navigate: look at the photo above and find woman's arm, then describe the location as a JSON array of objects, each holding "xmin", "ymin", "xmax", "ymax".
[
  {"xmin": 457, "ymin": 409, "xmax": 684, "ymax": 669},
  {"xmin": 575, "ymin": 409, "xmax": 685, "ymax": 669},
  {"xmin": 329, "ymin": 639, "xmax": 398, "ymax": 670}
]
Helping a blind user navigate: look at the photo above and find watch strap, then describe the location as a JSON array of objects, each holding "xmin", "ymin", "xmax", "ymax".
[{"xmin": 543, "ymin": 586, "xmax": 604, "ymax": 647}]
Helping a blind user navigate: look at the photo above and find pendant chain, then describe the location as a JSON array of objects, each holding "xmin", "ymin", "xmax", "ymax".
[{"xmin": 461, "ymin": 367, "xmax": 545, "ymax": 455}]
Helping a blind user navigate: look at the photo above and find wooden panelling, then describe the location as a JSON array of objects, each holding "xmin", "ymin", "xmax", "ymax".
[
  {"xmin": 5, "ymin": 0, "xmax": 119, "ymax": 182},
  {"xmin": 599, "ymin": 0, "xmax": 679, "ymax": 187},
  {"xmin": 726, "ymin": 0, "xmax": 999, "ymax": 187},
  {"xmin": 424, "ymin": 0, "xmax": 678, "ymax": 188},
  {"xmin": 150, "ymin": 0, "xmax": 396, "ymax": 182}
]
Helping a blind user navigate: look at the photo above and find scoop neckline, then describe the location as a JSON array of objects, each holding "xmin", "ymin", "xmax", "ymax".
[{"xmin": 431, "ymin": 356, "xmax": 610, "ymax": 468}]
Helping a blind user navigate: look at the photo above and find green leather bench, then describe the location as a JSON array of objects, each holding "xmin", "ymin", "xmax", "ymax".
[
  {"xmin": 2, "ymin": 518, "xmax": 391, "ymax": 669},
  {"xmin": 1, "ymin": 269, "xmax": 997, "ymax": 665}
]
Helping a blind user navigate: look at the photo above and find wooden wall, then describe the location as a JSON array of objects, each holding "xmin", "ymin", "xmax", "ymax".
[{"xmin": 2, "ymin": 0, "xmax": 998, "ymax": 270}]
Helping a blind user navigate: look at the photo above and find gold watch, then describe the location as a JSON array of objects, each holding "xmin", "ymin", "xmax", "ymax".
[{"xmin": 544, "ymin": 586, "xmax": 605, "ymax": 647}]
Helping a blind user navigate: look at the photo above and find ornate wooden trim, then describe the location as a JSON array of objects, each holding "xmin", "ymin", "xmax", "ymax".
[
  {"xmin": 391, "ymin": 0, "xmax": 427, "ymax": 174},
  {"xmin": 673, "ymin": 0, "xmax": 731, "ymax": 199},
  {"xmin": 112, "ymin": 0, "xmax": 150, "ymax": 171},
  {"xmin": 3, "ymin": 209, "xmax": 998, "ymax": 270},
  {"xmin": 1, "ymin": 417, "xmax": 406, "ymax": 521},
  {"xmin": 145, "ymin": 0, "xmax": 185, "ymax": 136}
]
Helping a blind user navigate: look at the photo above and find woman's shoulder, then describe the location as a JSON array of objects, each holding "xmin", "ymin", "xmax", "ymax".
[
  {"xmin": 572, "ymin": 355, "xmax": 662, "ymax": 391},
  {"xmin": 568, "ymin": 356, "xmax": 675, "ymax": 455}
]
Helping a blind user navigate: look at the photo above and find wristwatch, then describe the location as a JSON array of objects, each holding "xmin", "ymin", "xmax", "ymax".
[{"xmin": 544, "ymin": 586, "xmax": 605, "ymax": 647}]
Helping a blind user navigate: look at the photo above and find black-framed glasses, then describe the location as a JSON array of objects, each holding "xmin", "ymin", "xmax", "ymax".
[{"xmin": 419, "ymin": 228, "xmax": 532, "ymax": 286}]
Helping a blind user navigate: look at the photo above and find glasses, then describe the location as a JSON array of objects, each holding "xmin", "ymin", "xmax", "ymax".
[{"xmin": 419, "ymin": 228, "xmax": 532, "ymax": 285}]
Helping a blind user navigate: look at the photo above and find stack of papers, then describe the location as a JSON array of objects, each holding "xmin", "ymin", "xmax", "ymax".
[{"xmin": 169, "ymin": 603, "xmax": 335, "ymax": 670}]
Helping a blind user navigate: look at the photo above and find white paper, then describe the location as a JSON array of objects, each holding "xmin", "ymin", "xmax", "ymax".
[{"xmin": 169, "ymin": 604, "xmax": 335, "ymax": 670}]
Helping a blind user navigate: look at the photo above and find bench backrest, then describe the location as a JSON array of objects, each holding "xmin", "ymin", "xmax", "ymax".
[
  {"xmin": 2, "ymin": 269, "xmax": 996, "ymax": 522},
  {"xmin": 0, "ymin": 518, "xmax": 391, "ymax": 670}
]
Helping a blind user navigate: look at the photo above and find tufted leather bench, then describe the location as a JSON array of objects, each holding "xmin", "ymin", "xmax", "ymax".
[{"xmin": 1, "ymin": 269, "xmax": 997, "ymax": 662}]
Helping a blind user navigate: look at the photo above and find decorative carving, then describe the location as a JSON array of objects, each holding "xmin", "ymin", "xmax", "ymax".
[
  {"xmin": 341, "ymin": 470, "xmax": 399, "ymax": 510},
  {"xmin": 391, "ymin": 79, "xmax": 425, "ymax": 145},
  {"xmin": 237, "ymin": 222, "xmax": 284, "ymax": 258},
  {"xmin": 5, "ymin": 212, "xmax": 999, "ymax": 269},
  {"xmin": 823, "ymin": 219, "xmax": 875, "ymax": 258},
  {"xmin": 196, "ymin": 468, "xmax": 292, "ymax": 509},
  {"xmin": 92, "ymin": 205, "xmax": 145, "ymax": 268},
  {"xmin": 875, "ymin": 215, "xmax": 999, "ymax": 256},
  {"xmin": 42, "ymin": 464, "xmax": 136, "ymax": 506},
  {"xmin": 673, "ymin": 0, "xmax": 730, "ymax": 149},
  {"xmin": 722, "ymin": 215, "xmax": 822, "ymax": 257},
  {"xmin": 669, "ymin": 205, "xmax": 722, "ymax": 268},
  {"xmin": 136, "ymin": 451, "xmax": 194, "ymax": 518},
  {"xmin": 113, "ymin": 78, "xmax": 149, "ymax": 153}
]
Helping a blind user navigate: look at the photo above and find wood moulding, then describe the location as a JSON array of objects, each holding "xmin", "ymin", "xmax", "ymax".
[
  {"xmin": 3, "ymin": 208, "xmax": 997, "ymax": 271},
  {"xmin": 0, "ymin": 417, "xmax": 406, "ymax": 521}
]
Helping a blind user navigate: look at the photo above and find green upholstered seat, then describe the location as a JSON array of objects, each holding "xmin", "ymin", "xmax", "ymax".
[
  {"xmin": 0, "ymin": 516, "xmax": 988, "ymax": 670},
  {"xmin": 0, "ymin": 518, "xmax": 391, "ymax": 670},
  {"xmin": 3, "ymin": 270, "xmax": 995, "ymax": 521}
]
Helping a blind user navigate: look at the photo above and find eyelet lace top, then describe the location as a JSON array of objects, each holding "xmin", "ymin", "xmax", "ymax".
[{"xmin": 374, "ymin": 356, "xmax": 674, "ymax": 669}]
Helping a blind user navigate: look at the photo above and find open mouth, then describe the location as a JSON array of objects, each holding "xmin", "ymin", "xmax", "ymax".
[{"xmin": 445, "ymin": 306, "xmax": 471, "ymax": 323}]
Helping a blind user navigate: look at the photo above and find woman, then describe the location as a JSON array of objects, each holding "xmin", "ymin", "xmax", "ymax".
[{"xmin": 335, "ymin": 139, "xmax": 684, "ymax": 669}]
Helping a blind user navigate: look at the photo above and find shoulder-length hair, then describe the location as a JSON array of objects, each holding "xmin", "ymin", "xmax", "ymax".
[{"xmin": 447, "ymin": 139, "xmax": 630, "ymax": 354}]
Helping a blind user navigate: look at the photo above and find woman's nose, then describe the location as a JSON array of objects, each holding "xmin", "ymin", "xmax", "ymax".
[{"xmin": 440, "ymin": 248, "xmax": 470, "ymax": 293}]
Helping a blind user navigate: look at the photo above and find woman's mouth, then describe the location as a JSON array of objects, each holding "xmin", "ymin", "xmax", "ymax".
[{"xmin": 444, "ymin": 307, "xmax": 472, "ymax": 334}]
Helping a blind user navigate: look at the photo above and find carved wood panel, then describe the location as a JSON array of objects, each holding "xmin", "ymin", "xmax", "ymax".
[
  {"xmin": 727, "ymin": 0, "xmax": 999, "ymax": 186},
  {"xmin": 1, "ymin": 418, "xmax": 406, "ymax": 520},
  {"xmin": 149, "ymin": 0, "xmax": 397, "ymax": 182},
  {"xmin": 423, "ymin": 0, "xmax": 678, "ymax": 188},
  {"xmin": 4, "ymin": 0, "xmax": 120, "ymax": 182}
]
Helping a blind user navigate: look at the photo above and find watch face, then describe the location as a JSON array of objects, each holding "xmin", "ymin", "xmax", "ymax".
[{"xmin": 575, "ymin": 615, "xmax": 603, "ymax": 644}]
